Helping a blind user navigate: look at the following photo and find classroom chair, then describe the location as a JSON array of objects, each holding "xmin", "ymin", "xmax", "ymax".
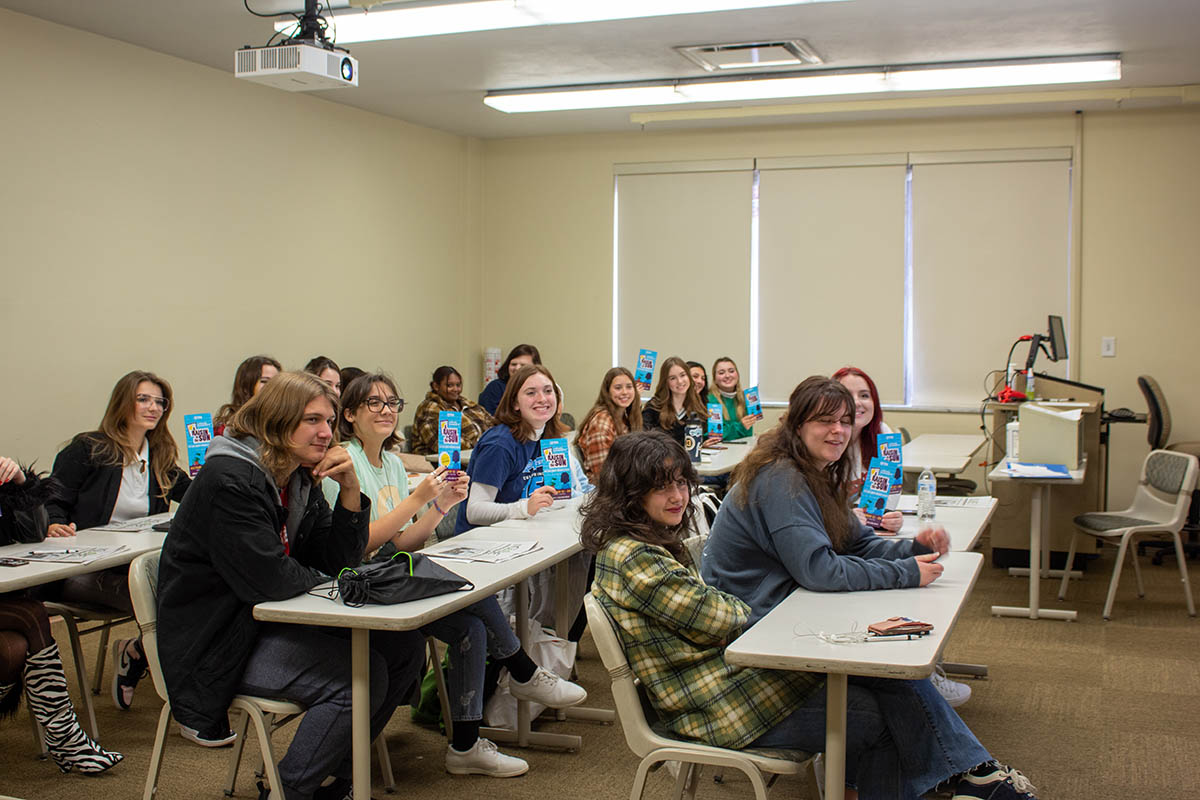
[
  {"xmin": 127, "ymin": 552, "xmax": 396, "ymax": 800},
  {"xmin": 41, "ymin": 600, "xmax": 132, "ymax": 742},
  {"xmin": 1058, "ymin": 449, "xmax": 1198, "ymax": 620},
  {"xmin": 583, "ymin": 594, "xmax": 814, "ymax": 800}
]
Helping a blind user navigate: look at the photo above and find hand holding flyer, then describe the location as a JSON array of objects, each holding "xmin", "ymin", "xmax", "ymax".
[
  {"xmin": 438, "ymin": 411, "xmax": 462, "ymax": 474},
  {"xmin": 706, "ymin": 403, "xmax": 723, "ymax": 440},
  {"xmin": 743, "ymin": 386, "xmax": 763, "ymax": 421},
  {"xmin": 184, "ymin": 413, "xmax": 214, "ymax": 478},
  {"xmin": 540, "ymin": 438, "xmax": 573, "ymax": 500},
  {"xmin": 858, "ymin": 457, "xmax": 893, "ymax": 528},
  {"xmin": 634, "ymin": 348, "xmax": 657, "ymax": 393},
  {"xmin": 876, "ymin": 432, "xmax": 904, "ymax": 510}
]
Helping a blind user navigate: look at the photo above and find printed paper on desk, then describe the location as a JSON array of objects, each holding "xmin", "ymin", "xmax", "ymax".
[
  {"xmin": 707, "ymin": 403, "xmax": 723, "ymax": 439},
  {"xmin": 1002, "ymin": 462, "xmax": 1071, "ymax": 479},
  {"xmin": 438, "ymin": 411, "xmax": 462, "ymax": 472},
  {"xmin": 743, "ymin": 386, "xmax": 763, "ymax": 420},
  {"xmin": 184, "ymin": 413, "xmax": 214, "ymax": 478},
  {"xmin": 858, "ymin": 457, "xmax": 892, "ymax": 527},
  {"xmin": 540, "ymin": 438, "xmax": 573, "ymax": 500},
  {"xmin": 634, "ymin": 349, "xmax": 657, "ymax": 393}
]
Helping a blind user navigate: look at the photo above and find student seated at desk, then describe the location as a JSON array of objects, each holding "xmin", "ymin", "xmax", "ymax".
[
  {"xmin": 687, "ymin": 361, "xmax": 709, "ymax": 400},
  {"xmin": 702, "ymin": 377, "xmax": 1037, "ymax": 800},
  {"xmin": 707, "ymin": 356, "xmax": 759, "ymax": 441},
  {"xmin": 215, "ymin": 354, "xmax": 282, "ymax": 435},
  {"xmin": 455, "ymin": 364, "xmax": 590, "ymax": 633},
  {"xmin": 834, "ymin": 367, "xmax": 972, "ymax": 707},
  {"xmin": 641, "ymin": 356, "xmax": 710, "ymax": 449},
  {"xmin": 303, "ymin": 355, "xmax": 342, "ymax": 397},
  {"xmin": 323, "ymin": 373, "xmax": 585, "ymax": 777},
  {"xmin": 478, "ymin": 344, "xmax": 541, "ymax": 416},
  {"xmin": 45, "ymin": 370, "xmax": 190, "ymax": 712},
  {"xmin": 1, "ymin": 456, "xmax": 123, "ymax": 774},
  {"xmin": 157, "ymin": 372, "xmax": 426, "ymax": 799},
  {"xmin": 575, "ymin": 367, "xmax": 642, "ymax": 482},
  {"xmin": 410, "ymin": 366, "xmax": 495, "ymax": 456},
  {"xmin": 833, "ymin": 366, "xmax": 901, "ymax": 533}
]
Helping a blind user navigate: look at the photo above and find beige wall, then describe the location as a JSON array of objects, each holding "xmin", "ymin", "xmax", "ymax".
[
  {"xmin": 1, "ymin": 10, "xmax": 474, "ymax": 469},
  {"xmin": 481, "ymin": 109, "xmax": 1200, "ymax": 508}
]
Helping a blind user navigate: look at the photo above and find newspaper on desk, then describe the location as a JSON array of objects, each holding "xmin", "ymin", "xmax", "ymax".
[
  {"xmin": 897, "ymin": 495, "xmax": 993, "ymax": 512},
  {"xmin": 88, "ymin": 512, "xmax": 173, "ymax": 532},
  {"xmin": 23, "ymin": 545, "xmax": 129, "ymax": 564},
  {"xmin": 426, "ymin": 540, "xmax": 540, "ymax": 564}
]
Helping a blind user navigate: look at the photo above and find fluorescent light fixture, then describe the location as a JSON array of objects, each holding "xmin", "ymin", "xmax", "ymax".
[
  {"xmin": 676, "ymin": 72, "xmax": 886, "ymax": 101},
  {"xmin": 275, "ymin": 1, "xmax": 850, "ymax": 44},
  {"xmin": 486, "ymin": 56, "xmax": 1121, "ymax": 113},
  {"xmin": 885, "ymin": 59, "xmax": 1122, "ymax": 92},
  {"xmin": 485, "ymin": 85, "xmax": 686, "ymax": 112}
]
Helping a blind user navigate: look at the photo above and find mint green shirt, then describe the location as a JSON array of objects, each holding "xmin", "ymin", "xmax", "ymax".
[{"xmin": 322, "ymin": 439, "xmax": 410, "ymax": 527}]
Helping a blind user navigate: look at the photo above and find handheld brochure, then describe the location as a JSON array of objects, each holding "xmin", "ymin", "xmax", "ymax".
[
  {"xmin": 706, "ymin": 403, "xmax": 724, "ymax": 440},
  {"xmin": 540, "ymin": 438, "xmax": 573, "ymax": 500},
  {"xmin": 683, "ymin": 423, "xmax": 704, "ymax": 463},
  {"xmin": 744, "ymin": 386, "xmax": 763, "ymax": 420},
  {"xmin": 858, "ymin": 457, "xmax": 893, "ymax": 528},
  {"xmin": 438, "ymin": 411, "xmax": 462, "ymax": 472},
  {"xmin": 876, "ymin": 432, "xmax": 904, "ymax": 509},
  {"xmin": 634, "ymin": 349, "xmax": 657, "ymax": 393},
  {"xmin": 184, "ymin": 413, "xmax": 214, "ymax": 478}
]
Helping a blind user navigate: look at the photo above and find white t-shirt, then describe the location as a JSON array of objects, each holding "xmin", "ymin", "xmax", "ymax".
[
  {"xmin": 847, "ymin": 420, "xmax": 893, "ymax": 483},
  {"xmin": 110, "ymin": 439, "xmax": 150, "ymax": 523}
]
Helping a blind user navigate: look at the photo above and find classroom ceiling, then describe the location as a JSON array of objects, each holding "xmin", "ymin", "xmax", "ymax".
[{"xmin": 5, "ymin": 0, "xmax": 1200, "ymax": 138}]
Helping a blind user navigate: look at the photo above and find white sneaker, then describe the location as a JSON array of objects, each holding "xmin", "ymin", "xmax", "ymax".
[
  {"xmin": 509, "ymin": 667, "xmax": 587, "ymax": 709},
  {"xmin": 179, "ymin": 724, "xmax": 237, "ymax": 747},
  {"xmin": 931, "ymin": 667, "xmax": 971, "ymax": 708},
  {"xmin": 445, "ymin": 738, "xmax": 529, "ymax": 777}
]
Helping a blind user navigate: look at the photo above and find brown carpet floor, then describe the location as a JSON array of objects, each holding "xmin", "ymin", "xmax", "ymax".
[{"xmin": 3, "ymin": 533, "xmax": 1198, "ymax": 800}]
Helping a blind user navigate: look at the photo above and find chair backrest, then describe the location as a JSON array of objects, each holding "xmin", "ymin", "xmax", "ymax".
[
  {"xmin": 1131, "ymin": 450, "xmax": 1199, "ymax": 527},
  {"xmin": 582, "ymin": 593, "xmax": 661, "ymax": 758},
  {"xmin": 127, "ymin": 551, "xmax": 170, "ymax": 704},
  {"xmin": 1138, "ymin": 375, "xmax": 1171, "ymax": 450}
]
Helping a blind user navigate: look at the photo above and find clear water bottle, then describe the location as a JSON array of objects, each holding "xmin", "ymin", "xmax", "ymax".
[{"xmin": 917, "ymin": 467, "xmax": 937, "ymax": 521}]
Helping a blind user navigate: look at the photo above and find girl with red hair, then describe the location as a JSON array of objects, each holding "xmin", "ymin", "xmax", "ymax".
[{"xmin": 832, "ymin": 367, "xmax": 902, "ymax": 534}]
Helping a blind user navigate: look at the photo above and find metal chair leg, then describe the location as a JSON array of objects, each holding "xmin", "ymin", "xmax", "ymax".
[
  {"xmin": 1174, "ymin": 532, "xmax": 1197, "ymax": 616},
  {"xmin": 1104, "ymin": 537, "xmax": 1130, "ymax": 620},
  {"xmin": 375, "ymin": 735, "xmax": 396, "ymax": 792},
  {"xmin": 94, "ymin": 623, "xmax": 112, "ymax": 696},
  {"xmin": 1129, "ymin": 537, "xmax": 1146, "ymax": 598},
  {"xmin": 224, "ymin": 709, "xmax": 251, "ymax": 796},
  {"xmin": 1058, "ymin": 532, "xmax": 1079, "ymax": 600}
]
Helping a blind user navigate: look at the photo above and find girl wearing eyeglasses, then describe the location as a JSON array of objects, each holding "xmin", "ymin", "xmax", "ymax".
[
  {"xmin": 45, "ymin": 370, "xmax": 190, "ymax": 712},
  {"xmin": 323, "ymin": 372, "xmax": 585, "ymax": 777}
]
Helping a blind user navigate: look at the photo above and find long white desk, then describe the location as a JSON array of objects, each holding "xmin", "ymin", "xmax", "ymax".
[
  {"xmin": 987, "ymin": 461, "xmax": 1086, "ymax": 621},
  {"xmin": 0, "ymin": 528, "xmax": 167, "ymax": 593},
  {"xmin": 254, "ymin": 523, "xmax": 587, "ymax": 800},
  {"xmin": 892, "ymin": 495, "xmax": 998, "ymax": 552},
  {"xmin": 902, "ymin": 434, "xmax": 986, "ymax": 475},
  {"xmin": 697, "ymin": 436, "xmax": 757, "ymax": 476},
  {"xmin": 725, "ymin": 551, "xmax": 983, "ymax": 800}
]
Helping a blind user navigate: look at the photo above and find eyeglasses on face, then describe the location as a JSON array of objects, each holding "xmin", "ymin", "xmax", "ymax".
[
  {"xmin": 364, "ymin": 397, "xmax": 404, "ymax": 413},
  {"xmin": 135, "ymin": 394, "xmax": 169, "ymax": 410}
]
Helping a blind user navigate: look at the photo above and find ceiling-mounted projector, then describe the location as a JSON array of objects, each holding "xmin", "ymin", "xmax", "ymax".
[
  {"xmin": 234, "ymin": 0, "xmax": 357, "ymax": 91},
  {"xmin": 235, "ymin": 43, "xmax": 357, "ymax": 91}
]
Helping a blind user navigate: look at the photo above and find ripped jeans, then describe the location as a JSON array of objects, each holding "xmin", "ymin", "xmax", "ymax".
[{"xmin": 420, "ymin": 595, "xmax": 520, "ymax": 722}]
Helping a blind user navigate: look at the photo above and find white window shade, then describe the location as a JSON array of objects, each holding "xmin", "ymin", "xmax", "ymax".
[
  {"xmin": 910, "ymin": 159, "xmax": 1071, "ymax": 407},
  {"xmin": 757, "ymin": 164, "xmax": 908, "ymax": 403},
  {"xmin": 616, "ymin": 169, "xmax": 752, "ymax": 385}
]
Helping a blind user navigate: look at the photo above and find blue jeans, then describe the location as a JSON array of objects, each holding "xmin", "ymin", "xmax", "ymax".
[
  {"xmin": 238, "ymin": 623, "xmax": 425, "ymax": 800},
  {"xmin": 420, "ymin": 596, "xmax": 520, "ymax": 722},
  {"xmin": 750, "ymin": 676, "xmax": 990, "ymax": 800}
]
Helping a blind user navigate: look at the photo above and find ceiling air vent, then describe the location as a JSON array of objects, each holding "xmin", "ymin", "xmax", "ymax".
[{"xmin": 676, "ymin": 39, "xmax": 824, "ymax": 73}]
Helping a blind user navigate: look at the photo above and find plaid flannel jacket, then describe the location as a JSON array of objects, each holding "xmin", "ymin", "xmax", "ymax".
[
  {"xmin": 592, "ymin": 535, "xmax": 822, "ymax": 749},
  {"xmin": 410, "ymin": 391, "xmax": 495, "ymax": 456},
  {"xmin": 576, "ymin": 409, "xmax": 618, "ymax": 481}
]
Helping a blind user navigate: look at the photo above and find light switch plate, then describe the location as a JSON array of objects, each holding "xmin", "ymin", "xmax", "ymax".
[{"xmin": 1101, "ymin": 336, "xmax": 1116, "ymax": 357}]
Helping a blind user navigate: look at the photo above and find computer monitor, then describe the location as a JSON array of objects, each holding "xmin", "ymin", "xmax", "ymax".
[{"xmin": 1047, "ymin": 314, "xmax": 1067, "ymax": 362}]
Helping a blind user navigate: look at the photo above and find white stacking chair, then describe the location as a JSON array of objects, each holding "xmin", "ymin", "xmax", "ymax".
[
  {"xmin": 583, "ymin": 594, "xmax": 812, "ymax": 800},
  {"xmin": 40, "ymin": 600, "xmax": 132, "ymax": 741},
  {"xmin": 127, "ymin": 551, "xmax": 395, "ymax": 799},
  {"xmin": 1058, "ymin": 449, "xmax": 1198, "ymax": 620}
]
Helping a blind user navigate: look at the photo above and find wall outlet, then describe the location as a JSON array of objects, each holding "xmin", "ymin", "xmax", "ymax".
[{"xmin": 1101, "ymin": 336, "xmax": 1117, "ymax": 357}]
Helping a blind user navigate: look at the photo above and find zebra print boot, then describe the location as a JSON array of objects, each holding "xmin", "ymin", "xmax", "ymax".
[{"xmin": 24, "ymin": 642, "xmax": 123, "ymax": 774}]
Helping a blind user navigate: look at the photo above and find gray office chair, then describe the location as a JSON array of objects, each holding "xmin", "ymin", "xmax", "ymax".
[
  {"xmin": 1132, "ymin": 376, "xmax": 1200, "ymax": 563},
  {"xmin": 1138, "ymin": 375, "xmax": 1171, "ymax": 450}
]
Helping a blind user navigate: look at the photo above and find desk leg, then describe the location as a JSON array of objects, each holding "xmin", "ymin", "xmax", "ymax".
[
  {"xmin": 351, "ymin": 629, "xmax": 370, "ymax": 800},
  {"xmin": 825, "ymin": 674, "xmax": 847, "ymax": 800},
  {"xmin": 516, "ymin": 577, "xmax": 531, "ymax": 748},
  {"xmin": 1008, "ymin": 490, "xmax": 1081, "ymax": 580},
  {"xmin": 991, "ymin": 486, "xmax": 1077, "ymax": 621}
]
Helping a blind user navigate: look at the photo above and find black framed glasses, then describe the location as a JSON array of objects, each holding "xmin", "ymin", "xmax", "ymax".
[{"xmin": 365, "ymin": 397, "xmax": 404, "ymax": 413}]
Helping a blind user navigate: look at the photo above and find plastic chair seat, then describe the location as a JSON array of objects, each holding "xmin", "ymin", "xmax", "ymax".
[{"xmin": 1074, "ymin": 513, "xmax": 1157, "ymax": 533}]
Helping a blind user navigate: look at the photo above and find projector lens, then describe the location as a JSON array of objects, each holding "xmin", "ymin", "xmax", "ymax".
[{"xmin": 341, "ymin": 57, "xmax": 354, "ymax": 82}]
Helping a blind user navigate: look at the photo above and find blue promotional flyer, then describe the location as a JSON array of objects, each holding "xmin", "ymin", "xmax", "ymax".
[
  {"xmin": 743, "ymin": 385, "xmax": 763, "ymax": 420},
  {"xmin": 706, "ymin": 403, "xmax": 723, "ymax": 439},
  {"xmin": 876, "ymin": 432, "xmax": 904, "ymax": 509},
  {"xmin": 438, "ymin": 411, "xmax": 462, "ymax": 473},
  {"xmin": 540, "ymin": 438, "xmax": 573, "ymax": 500},
  {"xmin": 858, "ymin": 457, "xmax": 893, "ymax": 527},
  {"xmin": 634, "ymin": 349, "xmax": 657, "ymax": 393},
  {"xmin": 184, "ymin": 413, "xmax": 214, "ymax": 478}
]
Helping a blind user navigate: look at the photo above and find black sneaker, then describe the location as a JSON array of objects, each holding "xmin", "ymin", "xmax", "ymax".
[
  {"xmin": 111, "ymin": 638, "xmax": 148, "ymax": 710},
  {"xmin": 952, "ymin": 762, "xmax": 1038, "ymax": 799}
]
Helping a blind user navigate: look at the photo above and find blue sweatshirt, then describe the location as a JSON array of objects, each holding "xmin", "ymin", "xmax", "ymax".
[{"xmin": 701, "ymin": 461, "xmax": 929, "ymax": 626}]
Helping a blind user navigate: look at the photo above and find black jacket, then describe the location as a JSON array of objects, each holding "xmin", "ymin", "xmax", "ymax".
[
  {"xmin": 0, "ymin": 467, "xmax": 54, "ymax": 546},
  {"xmin": 46, "ymin": 433, "xmax": 190, "ymax": 529},
  {"xmin": 641, "ymin": 400, "xmax": 704, "ymax": 448},
  {"xmin": 156, "ymin": 439, "xmax": 369, "ymax": 734}
]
